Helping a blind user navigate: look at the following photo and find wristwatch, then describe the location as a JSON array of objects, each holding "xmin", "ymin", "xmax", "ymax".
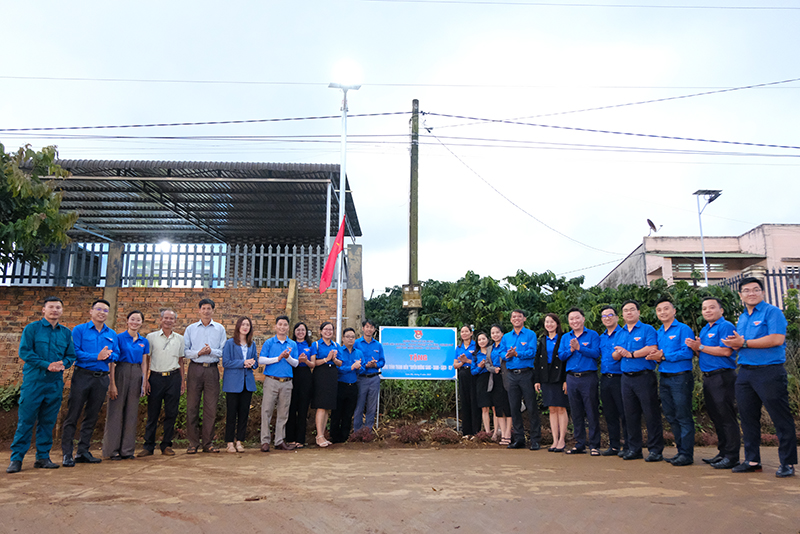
[{"xmin": 742, "ymin": 339, "xmax": 748, "ymax": 349}]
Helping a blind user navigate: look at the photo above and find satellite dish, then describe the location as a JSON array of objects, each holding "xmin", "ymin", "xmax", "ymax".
[{"xmin": 647, "ymin": 219, "xmax": 662, "ymax": 236}]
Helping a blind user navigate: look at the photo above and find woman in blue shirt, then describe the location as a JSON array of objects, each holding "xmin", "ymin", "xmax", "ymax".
[
  {"xmin": 222, "ymin": 317, "xmax": 257, "ymax": 453},
  {"xmin": 286, "ymin": 322, "xmax": 315, "ymax": 449},
  {"xmin": 103, "ymin": 310, "xmax": 149, "ymax": 460},
  {"xmin": 489, "ymin": 324, "xmax": 512, "ymax": 446},
  {"xmin": 534, "ymin": 313, "xmax": 568, "ymax": 452},
  {"xmin": 454, "ymin": 325, "xmax": 479, "ymax": 437},
  {"xmin": 471, "ymin": 332, "xmax": 494, "ymax": 437},
  {"xmin": 311, "ymin": 322, "xmax": 342, "ymax": 448}
]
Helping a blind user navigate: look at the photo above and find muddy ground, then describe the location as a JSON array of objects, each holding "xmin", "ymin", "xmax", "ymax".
[{"xmin": 1, "ymin": 442, "xmax": 798, "ymax": 533}]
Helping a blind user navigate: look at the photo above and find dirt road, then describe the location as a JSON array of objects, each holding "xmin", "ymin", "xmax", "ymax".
[{"xmin": 1, "ymin": 444, "xmax": 798, "ymax": 533}]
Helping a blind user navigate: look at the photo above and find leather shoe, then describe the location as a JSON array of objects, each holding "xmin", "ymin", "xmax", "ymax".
[
  {"xmin": 137, "ymin": 449, "xmax": 154, "ymax": 457},
  {"xmin": 33, "ymin": 458, "xmax": 60, "ymax": 469},
  {"xmin": 109, "ymin": 455, "xmax": 122, "ymax": 461},
  {"xmin": 529, "ymin": 441, "xmax": 541, "ymax": 451},
  {"xmin": 6, "ymin": 461, "xmax": 22, "ymax": 473},
  {"xmin": 712, "ymin": 458, "xmax": 739, "ymax": 470},
  {"xmin": 275, "ymin": 442, "xmax": 296, "ymax": 451},
  {"xmin": 75, "ymin": 452, "xmax": 102, "ymax": 464},
  {"xmin": 162, "ymin": 447, "xmax": 175, "ymax": 456},
  {"xmin": 622, "ymin": 451, "xmax": 643, "ymax": 460},
  {"xmin": 600, "ymin": 447, "xmax": 619, "ymax": 457},
  {"xmin": 618, "ymin": 449, "xmax": 627, "ymax": 458},
  {"xmin": 670, "ymin": 454, "xmax": 693, "ymax": 466},
  {"xmin": 732, "ymin": 462, "xmax": 762, "ymax": 473},
  {"xmin": 62, "ymin": 454, "xmax": 75, "ymax": 467},
  {"xmin": 776, "ymin": 465, "xmax": 795, "ymax": 478},
  {"xmin": 507, "ymin": 440, "xmax": 526, "ymax": 449},
  {"xmin": 665, "ymin": 454, "xmax": 679, "ymax": 464},
  {"xmin": 702, "ymin": 455, "xmax": 723, "ymax": 464},
  {"xmin": 260, "ymin": 443, "xmax": 270, "ymax": 452},
  {"xmin": 645, "ymin": 452, "xmax": 664, "ymax": 463}
]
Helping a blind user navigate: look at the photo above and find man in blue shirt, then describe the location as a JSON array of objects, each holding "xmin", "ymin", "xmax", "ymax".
[
  {"xmin": 598, "ymin": 305, "xmax": 627, "ymax": 457},
  {"xmin": 558, "ymin": 307, "xmax": 601, "ymax": 455},
  {"xmin": 685, "ymin": 297, "xmax": 740, "ymax": 470},
  {"xmin": 614, "ymin": 300, "xmax": 663, "ymax": 462},
  {"xmin": 7, "ymin": 297, "xmax": 76, "ymax": 474},
  {"xmin": 61, "ymin": 299, "xmax": 119, "ymax": 467},
  {"xmin": 650, "ymin": 298, "xmax": 695, "ymax": 466},
  {"xmin": 353, "ymin": 319, "xmax": 385, "ymax": 433},
  {"xmin": 330, "ymin": 327, "xmax": 363, "ymax": 443},
  {"xmin": 722, "ymin": 277, "xmax": 797, "ymax": 478},
  {"xmin": 184, "ymin": 298, "xmax": 227, "ymax": 454},
  {"xmin": 503, "ymin": 309, "xmax": 541, "ymax": 450},
  {"xmin": 258, "ymin": 315, "xmax": 299, "ymax": 451}
]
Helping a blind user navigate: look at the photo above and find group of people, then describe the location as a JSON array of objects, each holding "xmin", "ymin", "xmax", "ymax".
[
  {"xmin": 7, "ymin": 297, "xmax": 384, "ymax": 473},
  {"xmin": 454, "ymin": 277, "xmax": 797, "ymax": 478}
]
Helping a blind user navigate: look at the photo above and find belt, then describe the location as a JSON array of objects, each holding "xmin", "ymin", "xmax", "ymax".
[
  {"xmin": 567, "ymin": 371, "xmax": 593, "ymax": 378},
  {"xmin": 660, "ymin": 370, "xmax": 691, "ymax": 377},
  {"xmin": 603, "ymin": 373, "xmax": 621, "ymax": 378},
  {"xmin": 623, "ymin": 370, "xmax": 652, "ymax": 377},
  {"xmin": 76, "ymin": 366, "xmax": 109, "ymax": 377},
  {"xmin": 739, "ymin": 363, "xmax": 781, "ymax": 370},
  {"xmin": 190, "ymin": 361, "xmax": 215, "ymax": 368},
  {"xmin": 154, "ymin": 369, "xmax": 181, "ymax": 377},
  {"xmin": 703, "ymin": 368, "xmax": 734, "ymax": 378},
  {"xmin": 509, "ymin": 368, "xmax": 532, "ymax": 375},
  {"xmin": 266, "ymin": 375, "xmax": 292, "ymax": 382},
  {"xmin": 361, "ymin": 373, "xmax": 380, "ymax": 378}
]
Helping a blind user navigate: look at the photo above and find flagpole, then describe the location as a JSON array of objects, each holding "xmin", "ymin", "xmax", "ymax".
[{"xmin": 329, "ymin": 82, "xmax": 360, "ymax": 344}]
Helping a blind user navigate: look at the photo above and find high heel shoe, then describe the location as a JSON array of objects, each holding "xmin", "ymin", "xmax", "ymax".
[{"xmin": 316, "ymin": 435, "xmax": 331, "ymax": 448}]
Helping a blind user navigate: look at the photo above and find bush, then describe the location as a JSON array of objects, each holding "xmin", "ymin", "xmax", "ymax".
[
  {"xmin": 429, "ymin": 427, "xmax": 460, "ymax": 444},
  {"xmin": 473, "ymin": 430, "xmax": 494, "ymax": 443},
  {"xmin": 395, "ymin": 424, "xmax": 424, "ymax": 444},
  {"xmin": 761, "ymin": 434, "xmax": 779, "ymax": 446},
  {"xmin": 695, "ymin": 431, "xmax": 718, "ymax": 447},
  {"xmin": 0, "ymin": 384, "xmax": 21, "ymax": 411},
  {"xmin": 381, "ymin": 380, "xmax": 456, "ymax": 420},
  {"xmin": 349, "ymin": 427, "xmax": 376, "ymax": 443}
]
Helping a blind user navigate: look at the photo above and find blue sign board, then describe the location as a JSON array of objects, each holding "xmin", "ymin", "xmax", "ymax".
[{"xmin": 379, "ymin": 326, "xmax": 457, "ymax": 380}]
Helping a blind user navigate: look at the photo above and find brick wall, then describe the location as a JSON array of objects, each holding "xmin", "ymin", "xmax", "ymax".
[{"xmin": 0, "ymin": 286, "xmax": 347, "ymax": 387}]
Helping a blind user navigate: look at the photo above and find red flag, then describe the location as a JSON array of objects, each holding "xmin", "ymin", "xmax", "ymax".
[{"xmin": 320, "ymin": 215, "xmax": 346, "ymax": 293}]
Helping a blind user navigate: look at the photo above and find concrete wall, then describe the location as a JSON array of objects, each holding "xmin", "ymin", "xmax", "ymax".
[{"xmin": 599, "ymin": 243, "xmax": 647, "ymax": 288}]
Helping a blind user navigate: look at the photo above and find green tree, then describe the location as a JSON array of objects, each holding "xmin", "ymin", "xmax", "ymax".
[{"xmin": 0, "ymin": 143, "xmax": 77, "ymax": 267}]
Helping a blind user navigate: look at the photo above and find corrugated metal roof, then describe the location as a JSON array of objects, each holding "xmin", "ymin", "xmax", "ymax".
[{"xmin": 44, "ymin": 159, "xmax": 361, "ymax": 245}]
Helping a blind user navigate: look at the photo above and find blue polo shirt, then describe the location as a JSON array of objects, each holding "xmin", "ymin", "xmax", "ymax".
[
  {"xmin": 455, "ymin": 341, "xmax": 476, "ymax": 370},
  {"xmin": 296, "ymin": 340, "xmax": 312, "ymax": 368},
  {"xmin": 19, "ymin": 318, "xmax": 76, "ymax": 384},
  {"xmin": 736, "ymin": 301, "xmax": 787, "ymax": 366},
  {"xmin": 619, "ymin": 321, "xmax": 658, "ymax": 373},
  {"xmin": 501, "ymin": 328, "xmax": 537, "ymax": 370},
  {"xmin": 557, "ymin": 329, "xmax": 600, "ymax": 373},
  {"xmin": 311, "ymin": 340, "xmax": 340, "ymax": 370},
  {"xmin": 338, "ymin": 345, "xmax": 364, "ymax": 384},
  {"xmin": 72, "ymin": 321, "xmax": 119, "ymax": 372},
  {"xmin": 355, "ymin": 337, "xmax": 385, "ymax": 376},
  {"xmin": 697, "ymin": 318, "xmax": 737, "ymax": 372},
  {"xmin": 260, "ymin": 336, "xmax": 298, "ymax": 379},
  {"xmin": 471, "ymin": 348, "xmax": 490, "ymax": 376},
  {"xmin": 117, "ymin": 331, "xmax": 150, "ymax": 364},
  {"xmin": 599, "ymin": 325, "xmax": 625, "ymax": 375},
  {"xmin": 545, "ymin": 335, "xmax": 558, "ymax": 364},
  {"xmin": 656, "ymin": 320, "xmax": 695, "ymax": 373}
]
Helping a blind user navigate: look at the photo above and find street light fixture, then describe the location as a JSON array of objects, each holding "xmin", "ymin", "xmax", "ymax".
[
  {"xmin": 693, "ymin": 189, "xmax": 722, "ymax": 287},
  {"xmin": 329, "ymin": 78, "xmax": 360, "ymax": 344}
]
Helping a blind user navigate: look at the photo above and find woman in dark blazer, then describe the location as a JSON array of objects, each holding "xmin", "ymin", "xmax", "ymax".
[
  {"xmin": 533, "ymin": 313, "xmax": 568, "ymax": 452},
  {"xmin": 222, "ymin": 316, "xmax": 258, "ymax": 453}
]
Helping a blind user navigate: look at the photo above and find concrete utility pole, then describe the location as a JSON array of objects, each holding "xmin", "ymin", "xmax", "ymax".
[{"xmin": 405, "ymin": 99, "xmax": 422, "ymax": 326}]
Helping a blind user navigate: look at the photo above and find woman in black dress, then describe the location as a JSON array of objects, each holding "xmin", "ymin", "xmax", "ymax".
[
  {"xmin": 533, "ymin": 313, "xmax": 569, "ymax": 452},
  {"xmin": 286, "ymin": 322, "xmax": 315, "ymax": 448},
  {"xmin": 471, "ymin": 331, "xmax": 494, "ymax": 435},
  {"xmin": 311, "ymin": 321, "xmax": 341, "ymax": 447},
  {"xmin": 489, "ymin": 324, "xmax": 512, "ymax": 446}
]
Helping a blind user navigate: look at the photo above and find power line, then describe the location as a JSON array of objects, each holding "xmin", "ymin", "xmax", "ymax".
[
  {"xmin": 426, "ymin": 130, "xmax": 624, "ymax": 255},
  {"xmin": 423, "ymin": 112, "xmax": 800, "ymax": 151},
  {"xmin": 556, "ymin": 258, "xmax": 626, "ymax": 277},
  {"xmin": 364, "ymin": 0, "xmax": 800, "ymax": 9}
]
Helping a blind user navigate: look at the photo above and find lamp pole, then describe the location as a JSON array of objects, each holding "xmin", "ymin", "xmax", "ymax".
[
  {"xmin": 329, "ymin": 82, "xmax": 360, "ymax": 343},
  {"xmin": 693, "ymin": 189, "xmax": 722, "ymax": 287}
]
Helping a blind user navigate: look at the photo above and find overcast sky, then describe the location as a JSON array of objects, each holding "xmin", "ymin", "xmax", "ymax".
[{"xmin": 2, "ymin": 0, "xmax": 799, "ymax": 297}]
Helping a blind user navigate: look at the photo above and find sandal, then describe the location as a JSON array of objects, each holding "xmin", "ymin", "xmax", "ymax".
[
  {"xmin": 565, "ymin": 447, "xmax": 586, "ymax": 455},
  {"xmin": 316, "ymin": 435, "xmax": 331, "ymax": 448},
  {"xmin": 186, "ymin": 446, "xmax": 198, "ymax": 455},
  {"xmin": 590, "ymin": 449, "xmax": 601, "ymax": 456},
  {"xmin": 499, "ymin": 438, "xmax": 511, "ymax": 446},
  {"xmin": 203, "ymin": 446, "xmax": 220, "ymax": 453},
  {"xmin": 294, "ymin": 443, "xmax": 305, "ymax": 449}
]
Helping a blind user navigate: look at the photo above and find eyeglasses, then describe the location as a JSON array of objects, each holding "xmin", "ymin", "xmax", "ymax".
[
  {"xmin": 601, "ymin": 314, "xmax": 616, "ymax": 319},
  {"xmin": 92, "ymin": 307, "xmax": 110, "ymax": 313},
  {"xmin": 740, "ymin": 288, "xmax": 762, "ymax": 295}
]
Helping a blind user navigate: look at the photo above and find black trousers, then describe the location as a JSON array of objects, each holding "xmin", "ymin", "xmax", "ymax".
[
  {"xmin": 61, "ymin": 367, "xmax": 109, "ymax": 456},
  {"xmin": 143, "ymin": 370, "xmax": 182, "ymax": 452},
  {"xmin": 600, "ymin": 373, "xmax": 627, "ymax": 451},
  {"xmin": 457, "ymin": 367, "xmax": 480, "ymax": 436},
  {"xmin": 330, "ymin": 382, "xmax": 358, "ymax": 443},
  {"xmin": 702, "ymin": 368, "xmax": 740, "ymax": 460},
  {"xmin": 286, "ymin": 366, "xmax": 314, "ymax": 444},
  {"xmin": 506, "ymin": 368, "xmax": 541, "ymax": 444},
  {"xmin": 225, "ymin": 389, "xmax": 253, "ymax": 442},
  {"xmin": 621, "ymin": 371, "xmax": 664, "ymax": 455}
]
